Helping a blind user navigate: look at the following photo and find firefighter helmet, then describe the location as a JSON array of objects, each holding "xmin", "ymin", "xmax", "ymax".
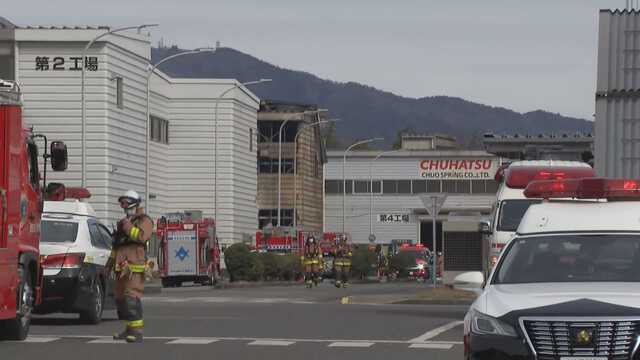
[{"xmin": 118, "ymin": 190, "xmax": 141, "ymax": 209}]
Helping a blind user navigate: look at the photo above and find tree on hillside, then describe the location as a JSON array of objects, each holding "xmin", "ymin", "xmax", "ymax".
[{"xmin": 392, "ymin": 127, "xmax": 416, "ymax": 149}]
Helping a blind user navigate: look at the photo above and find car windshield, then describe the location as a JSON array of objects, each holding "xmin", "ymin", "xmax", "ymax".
[
  {"xmin": 41, "ymin": 220, "xmax": 79, "ymax": 243},
  {"xmin": 494, "ymin": 234, "xmax": 640, "ymax": 284},
  {"xmin": 402, "ymin": 250, "xmax": 427, "ymax": 261},
  {"xmin": 496, "ymin": 199, "xmax": 542, "ymax": 232}
]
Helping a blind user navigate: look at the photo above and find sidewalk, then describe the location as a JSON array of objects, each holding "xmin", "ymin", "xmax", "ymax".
[{"xmin": 343, "ymin": 286, "xmax": 476, "ymax": 306}]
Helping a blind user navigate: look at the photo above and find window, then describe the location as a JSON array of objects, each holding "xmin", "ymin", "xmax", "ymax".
[
  {"xmin": 412, "ymin": 180, "xmax": 426, "ymax": 194},
  {"xmin": 454, "ymin": 180, "xmax": 471, "ymax": 194},
  {"xmin": 41, "ymin": 221, "xmax": 79, "ymax": 243},
  {"xmin": 150, "ymin": 116, "xmax": 169, "ymax": 144},
  {"xmin": 258, "ymin": 209, "xmax": 294, "ymax": 229},
  {"xmin": 486, "ymin": 180, "xmax": 499, "ymax": 193},
  {"xmin": 371, "ymin": 181, "xmax": 381, "ymax": 193},
  {"xmin": 494, "ymin": 235, "xmax": 640, "ymax": 284},
  {"xmin": 26, "ymin": 142, "xmax": 39, "ymax": 189},
  {"xmin": 397, "ymin": 180, "xmax": 411, "ymax": 194},
  {"xmin": 427, "ymin": 180, "xmax": 441, "ymax": 193},
  {"xmin": 325, "ymin": 180, "xmax": 342, "ymax": 194},
  {"xmin": 354, "ymin": 180, "xmax": 370, "ymax": 194},
  {"xmin": 116, "ymin": 77, "xmax": 123, "ymax": 109},
  {"xmin": 497, "ymin": 199, "xmax": 542, "ymax": 232},
  {"xmin": 88, "ymin": 223, "xmax": 108, "ymax": 249},
  {"xmin": 258, "ymin": 121, "xmax": 299, "ymax": 143},
  {"xmin": 97, "ymin": 225, "xmax": 113, "ymax": 250},
  {"xmin": 258, "ymin": 157, "xmax": 293, "ymax": 174},
  {"xmin": 383, "ymin": 180, "xmax": 397, "ymax": 194},
  {"xmin": 441, "ymin": 180, "xmax": 456, "ymax": 193},
  {"xmin": 472, "ymin": 180, "xmax": 485, "ymax": 194}
]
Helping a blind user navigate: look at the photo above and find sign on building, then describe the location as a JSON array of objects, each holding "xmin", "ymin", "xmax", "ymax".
[
  {"xmin": 418, "ymin": 159, "xmax": 499, "ymax": 180},
  {"xmin": 34, "ymin": 56, "xmax": 99, "ymax": 71},
  {"xmin": 378, "ymin": 214, "xmax": 410, "ymax": 223}
]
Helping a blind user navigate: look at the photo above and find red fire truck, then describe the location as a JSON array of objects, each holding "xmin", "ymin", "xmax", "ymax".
[
  {"xmin": 255, "ymin": 227, "xmax": 304, "ymax": 254},
  {"xmin": 157, "ymin": 211, "xmax": 221, "ymax": 287},
  {"xmin": 0, "ymin": 80, "xmax": 68, "ymax": 340}
]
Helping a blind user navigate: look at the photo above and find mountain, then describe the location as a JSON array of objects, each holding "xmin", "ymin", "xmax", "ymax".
[{"xmin": 152, "ymin": 46, "xmax": 593, "ymax": 149}]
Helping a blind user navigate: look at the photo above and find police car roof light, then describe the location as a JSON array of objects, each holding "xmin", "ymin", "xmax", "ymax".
[
  {"xmin": 65, "ymin": 187, "xmax": 91, "ymax": 199},
  {"xmin": 506, "ymin": 166, "xmax": 595, "ymax": 189},
  {"xmin": 524, "ymin": 178, "xmax": 640, "ymax": 200}
]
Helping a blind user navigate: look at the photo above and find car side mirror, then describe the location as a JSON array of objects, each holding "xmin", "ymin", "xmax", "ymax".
[
  {"xmin": 50, "ymin": 141, "xmax": 68, "ymax": 171},
  {"xmin": 453, "ymin": 271, "xmax": 485, "ymax": 289},
  {"xmin": 479, "ymin": 220, "xmax": 492, "ymax": 235}
]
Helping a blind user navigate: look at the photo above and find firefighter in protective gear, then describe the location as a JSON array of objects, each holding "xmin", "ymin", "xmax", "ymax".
[
  {"xmin": 334, "ymin": 235, "xmax": 352, "ymax": 288},
  {"xmin": 302, "ymin": 236, "xmax": 321, "ymax": 288},
  {"xmin": 107, "ymin": 190, "xmax": 153, "ymax": 343}
]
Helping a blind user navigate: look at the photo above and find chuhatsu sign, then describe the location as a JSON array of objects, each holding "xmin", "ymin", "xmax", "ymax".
[{"xmin": 419, "ymin": 159, "xmax": 499, "ymax": 180}]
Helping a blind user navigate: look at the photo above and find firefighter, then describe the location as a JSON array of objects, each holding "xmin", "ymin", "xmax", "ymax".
[
  {"xmin": 302, "ymin": 236, "xmax": 321, "ymax": 288},
  {"xmin": 334, "ymin": 235, "xmax": 352, "ymax": 288},
  {"xmin": 107, "ymin": 190, "xmax": 153, "ymax": 343}
]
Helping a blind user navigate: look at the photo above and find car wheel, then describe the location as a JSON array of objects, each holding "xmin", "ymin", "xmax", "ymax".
[
  {"xmin": 79, "ymin": 278, "xmax": 104, "ymax": 324},
  {"xmin": 2, "ymin": 265, "xmax": 33, "ymax": 340}
]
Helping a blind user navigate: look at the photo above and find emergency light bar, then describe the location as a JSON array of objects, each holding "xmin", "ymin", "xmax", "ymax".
[
  {"xmin": 505, "ymin": 166, "xmax": 595, "ymax": 189},
  {"xmin": 523, "ymin": 178, "xmax": 640, "ymax": 200}
]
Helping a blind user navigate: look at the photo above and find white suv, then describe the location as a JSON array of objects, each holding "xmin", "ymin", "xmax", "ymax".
[{"xmin": 35, "ymin": 200, "xmax": 115, "ymax": 324}]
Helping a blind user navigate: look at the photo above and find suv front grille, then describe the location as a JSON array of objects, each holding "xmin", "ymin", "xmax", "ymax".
[{"xmin": 521, "ymin": 318, "xmax": 639, "ymax": 360}]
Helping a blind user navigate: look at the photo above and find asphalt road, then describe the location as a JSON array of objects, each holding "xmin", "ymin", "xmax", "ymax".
[{"xmin": 1, "ymin": 282, "xmax": 467, "ymax": 360}]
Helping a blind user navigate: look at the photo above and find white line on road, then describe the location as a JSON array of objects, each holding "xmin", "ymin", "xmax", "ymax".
[
  {"xmin": 409, "ymin": 343, "xmax": 454, "ymax": 350},
  {"xmin": 22, "ymin": 337, "xmax": 59, "ymax": 343},
  {"xmin": 86, "ymin": 339, "xmax": 127, "ymax": 344},
  {"xmin": 409, "ymin": 321, "xmax": 464, "ymax": 343},
  {"xmin": 249, "ymin": 340, "xmax": 295, "ymax": 346},
  {"xmin": 167, "ymin": 338, "xmax": 219, "ymax": 345},
  {"xmin": 31, "ymin": 334, "xmax": 463, "ymax": 346},
  {"xmin": 328, "ymin": 342, "xmax": 374, "ymax": 348}
]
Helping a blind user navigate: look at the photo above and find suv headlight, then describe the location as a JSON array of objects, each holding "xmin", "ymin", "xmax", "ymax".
[{"xmin": 468, "ymin": 309, "xmax": 518, "ymax": 337}]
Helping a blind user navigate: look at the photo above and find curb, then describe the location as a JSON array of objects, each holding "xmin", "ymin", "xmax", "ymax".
[{"xmin": 392, "ymin": 299, "xmax": 473, "ymax": 306}]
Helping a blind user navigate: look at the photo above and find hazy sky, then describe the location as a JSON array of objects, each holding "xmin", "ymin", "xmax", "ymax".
[{"xmin": 5, "ymin": 0, "xmax": 624, "ymax": 119}]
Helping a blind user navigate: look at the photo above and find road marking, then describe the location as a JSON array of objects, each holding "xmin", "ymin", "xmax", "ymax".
[
  {"xmin": 22, "ymin": 337, "xmax": 59, "ymax": 343},
  {"xmin": 328, "ymin": 341, "xmax": 374, "ymax": 348},
  {"xmin": 31, "ymin": 334, "xmax": 463, "ymax": 346},
  {"xmin": 86, "ymin": 339, "xmax": 126, "ymax": 344},
  {"xmin": 167, "ymin": 338, "xmax": 219, "ymax": 345},
  {"xmin": 409, "ymin": 321, "xmax": 464, "ymax": 343},
  {"xmin": 409, "ymin": 343, "xmax": 454, "ymax": 349},
  {"xmin": 249, "ymin": 340, "xmax": 295, "ymax": 346}
]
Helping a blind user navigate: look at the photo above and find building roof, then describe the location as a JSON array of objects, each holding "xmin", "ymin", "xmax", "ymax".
[
  {"xmin": 259, "ymin": 100, "xmax": 318, "ymax": 113},
  {"xmin": 326, "ymin": 149, "xmax": 496, "ymax": 158}
]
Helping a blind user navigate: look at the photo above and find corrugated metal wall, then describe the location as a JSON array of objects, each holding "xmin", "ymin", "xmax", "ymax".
[
  {"xmin": 596, "ymin": 10, "xmax": 640, "ymax": 177},
  {"xmin": 16, "ymin": 30, "xmax": 260, "ymax": 244}
]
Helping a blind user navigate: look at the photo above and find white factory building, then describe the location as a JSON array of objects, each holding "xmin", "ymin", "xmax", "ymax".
[
  {"xmin": 324, "ymin": 135, "xmax": 500, "ymax": 278},
  {"xmin": 0, "ymin": 18, "xmax": 259, "ymax": 245}
]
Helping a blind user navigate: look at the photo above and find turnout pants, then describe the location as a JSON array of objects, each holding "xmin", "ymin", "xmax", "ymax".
[{"xmin": 115, "ymin": 271, "xmax": 145, "ymax": 332}]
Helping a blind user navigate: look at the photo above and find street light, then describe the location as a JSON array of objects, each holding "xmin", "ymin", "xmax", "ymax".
[
  {"xmin": 213, "ymin": 78, "xmax": 272, "ymax": 242},
  {"xmin": 145, "ymin": 47, "xmax": 217, "ymax": 212},
  {"xmin": 80, "ymin": 24, "xmax": 158, "ymax": 187},
  {"xmin": 342, "ymin": 138, "xmax": 383, "ymax": 234},
  {"xmin": 369, "ymin": 149, "xmax": 400, "ymax": 240},
  {"xmin": 277, "ymin": 108, "xmax": 327, "ymax": 226},
  {"xmin": 292, "ymin": 118, "xmax": 340, "ymax": 234}
]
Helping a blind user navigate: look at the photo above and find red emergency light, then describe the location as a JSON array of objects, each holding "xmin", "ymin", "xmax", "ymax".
[
  {"xmin": 524, "ymin": 178, "xmax": 640, "ymax": 200},
  {"xmin": 505, "ymin": 166, "xmax": 595, "ymax": 189}
]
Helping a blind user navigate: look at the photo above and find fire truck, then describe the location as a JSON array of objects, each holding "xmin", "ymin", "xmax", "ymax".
[
  {"xmin": 255, "ymin": 227, "xmax": 304, "ymax": 254},
  {"xmin": 156, "ymin": 211, "xmax": 221, "ymax": 288},
  {"xmin": 0, "ymin": 80, "xmax": 68, "ymax": 340}
]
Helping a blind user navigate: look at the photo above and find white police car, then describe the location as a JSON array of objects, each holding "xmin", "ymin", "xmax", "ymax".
[
  {"xmin": 462, "ymin": 178, "xmax": 640, "ymax": 360},
  {"xmin": 36, "ymin": 199, "xmax": 115, "ymax": 324}
]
